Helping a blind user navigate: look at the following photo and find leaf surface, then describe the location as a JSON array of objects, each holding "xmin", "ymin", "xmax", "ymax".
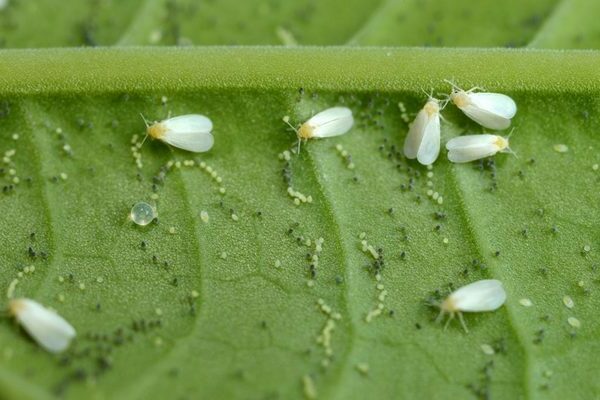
[{"xmin": 0, "ymin": 1, "xmax": 599, "ymax": 400}]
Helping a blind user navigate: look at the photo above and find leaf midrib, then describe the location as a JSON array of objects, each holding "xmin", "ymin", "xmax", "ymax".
[{"xmin": 1, "ymin": 48, "xmax": 600, "ymax": 96}]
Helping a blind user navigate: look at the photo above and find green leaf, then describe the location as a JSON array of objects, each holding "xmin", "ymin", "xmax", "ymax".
[
  {"xmin": 3, "ymin": 0, "xmax": 598, "ymax": 49},
  {"xmin": 1, "ymin": 0, "xmax": 600, "ymax": 399},
  {"xmin": 0, "ymin": 47, "xmax": 598, "ymax": 400},
  {"xmin": 0, "ymin": 0, "xmax": 145, "ymax": 47},
  {"xmin": 528, "ymin": 0, "xmax": 600, "ymax": 49},
  {"xmin": 347, "ymin": 0, "xmax": 558, "ymax": 47},
  {"xmin": 0, "ymin": 0, "xmax": 387, "ymax": 47}
]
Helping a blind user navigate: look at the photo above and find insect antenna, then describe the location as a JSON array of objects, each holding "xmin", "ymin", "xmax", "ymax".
[
  {"xmin": 420, "ymin": 87, "xmax": 435, "ymax": 100},
  {"xmin": 139, "ymin": 113, "xmax": 151, "ymax": 148},
  {"xmin": 139, "ymin": 113, "xmax": 150, "ymax": 128},
  {"xmin": 282, "ymin": 116, "xmax": 303, "ymax": 154},
  {"xmin": 282, "ymin": 115, "xmax": 298, "ymax": 132},
  {"xmin": 443, "ymin": 78, "xmax": 461, "ymax": 93},
  {"xmin": 438, "ymin": 94, "xmax": 451, "ymax": 110},
  {"xmin": 506, "ymin": 127, "xmax": 516, "ymax": 139},
  {"xmin": 505, "ymin": 128, "xmax": 519, "ymax": 159}
]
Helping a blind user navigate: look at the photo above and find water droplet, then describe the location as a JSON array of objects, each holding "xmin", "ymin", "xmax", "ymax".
[{"xmin": 130, "ymin": 202, "xmax": 157, "ymax": 226}]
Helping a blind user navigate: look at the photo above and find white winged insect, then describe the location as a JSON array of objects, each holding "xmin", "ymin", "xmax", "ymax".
[
  {"xmin": 436, "ymin": 279, "xmax": 507, "ymax": 333},
  {"xmin": 446, "ymin": 133, "xmax": 513, "ymax": 163},
  {"xmin": 403, "ymin": 96, "xmax": 444, "ymax": 165},
  {"xmin": 283, "ymin": 107, "xmax": 354, "ymax": 152},
  {"xmin": 446, "ymin": 80, "xmax": 517, "ymax": 130},
  {"xmin": 9, "ymin": 298, "xmax": 76, "ymax": 353},
  {"xmin": 141, "ymin": 114, "xmax": 214, "ymax": 153}
]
